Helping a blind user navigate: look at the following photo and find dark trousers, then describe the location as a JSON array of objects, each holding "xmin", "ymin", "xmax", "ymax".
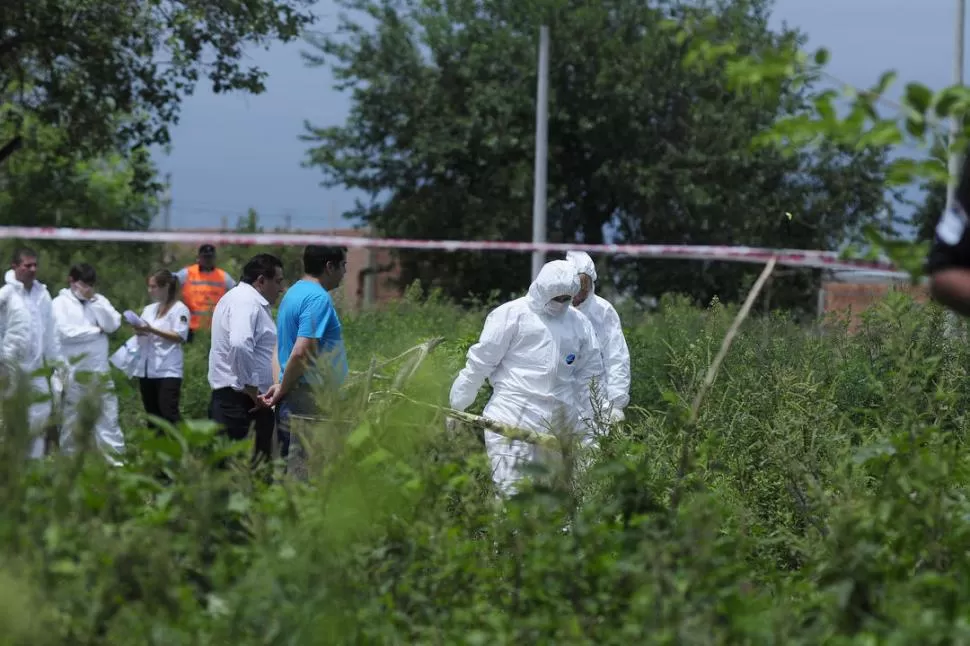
[
  {"xmin": 139, "ymin": 377, "xmax": 182, "ymax": 430},
  {"xmin": 208, "ymin": 387, "xmax": 275, "ymax": 466},
  {"xmin": 276, "ymin": 385, "xmax": 319, "ymax": 460}
]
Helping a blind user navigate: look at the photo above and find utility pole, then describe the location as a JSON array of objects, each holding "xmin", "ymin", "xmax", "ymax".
[
  {"xmin": 947, "ymin": 0, "xmax": 966, "ymax": 211},
  {"xmin": 531, "ymin": 25, "xmax": 550, "ymax": 280}
]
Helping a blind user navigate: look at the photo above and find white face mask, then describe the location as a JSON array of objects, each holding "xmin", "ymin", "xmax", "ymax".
[{"xmin": 543, "ymin": 300, "xmax": 568, "ymax": 317}]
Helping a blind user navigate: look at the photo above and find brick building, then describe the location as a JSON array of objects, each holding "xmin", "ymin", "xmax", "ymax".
[{"xmin": 818, "ymin": 270, "xmax": 929, "ymax": 331}]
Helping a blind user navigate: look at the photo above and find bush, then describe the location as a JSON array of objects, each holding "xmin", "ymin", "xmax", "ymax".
[{"xmin": 7, "ymin": 241, "xmax": 970, "ymax": 642}]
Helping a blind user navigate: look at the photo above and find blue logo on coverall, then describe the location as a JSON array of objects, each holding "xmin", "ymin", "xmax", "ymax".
[{"xmin": 565, "ymin": 353, "xmax": 576, "ymax": 365}]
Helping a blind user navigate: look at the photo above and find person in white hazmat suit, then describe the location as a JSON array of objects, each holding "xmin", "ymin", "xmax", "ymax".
[
  {"xmin": 5, "ymin": 248, "xmax": 64, "ymax": 458},
  {"xmin": 52, "ymin": 263, "xmax": 125, "ymax": 464},
  {"xmin": 565, "ymin": 251, "xmax": 631, "ymax": 423},
  {"xmin": 449, "ymin": 260, "xmax": 607, "ymax": 496},
  {"xmin": 0, "ymin": 280, "xmax": 32, "ymax": 377}
]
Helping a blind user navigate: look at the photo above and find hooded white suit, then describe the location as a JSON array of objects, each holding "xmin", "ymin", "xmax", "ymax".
[
  {"xmin": 449, "ymin": 260, "xmax": 606, "ymax": 495},
  {"xmin": 565, "ymin": 251, "xmax": 631, "ymax": 422},
  {"xmin": 5, "ymin": 269, "xmax": 63, "ymax": 457},
  {"xmin": 52, "ymin": 287, "xmax": 125, "ymax": 463},
  {"xmin": 0, "ymin": 285, "xmax": 31, "ymax": 369}
]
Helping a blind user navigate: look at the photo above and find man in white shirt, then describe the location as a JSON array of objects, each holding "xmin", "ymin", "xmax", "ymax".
[
  {"xmin": 5, "ymin": 247, "xmax": 64, "ymax": 458},
  {"xmin": 207, "ymin": 253, "xmax": 284, "ymax": 467},
  {"xmin": 52, "ymin": 263, "xmax": 125, "ymax": 464}
]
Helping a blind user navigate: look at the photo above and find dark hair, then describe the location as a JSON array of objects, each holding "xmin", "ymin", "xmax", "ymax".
[
  {"xmin": 198, "ymin": 244, "xmax": 216, "ymax": 255},
  {"xmin": 303, "ymin": 245, "xmax": 347, "ymax": 277},
  {"xmin": 11, "ymin": 247, "xmax": 37, "ymax": 266},
  {"xmin": 149, "ymin": 269, "xmax": 178, "ymax": 305},
  {"xmin": 68, "ymin": 263, "xmax": 97, "ymax": 285},
  {"xmin": 241, "ymin": 254, "xmax": 283, "ymax": 285}
]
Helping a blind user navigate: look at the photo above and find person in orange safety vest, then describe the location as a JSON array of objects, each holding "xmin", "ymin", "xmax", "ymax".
[{"xmin": 175, "ymin": 244, "xmax": 236, "ymax": 341}]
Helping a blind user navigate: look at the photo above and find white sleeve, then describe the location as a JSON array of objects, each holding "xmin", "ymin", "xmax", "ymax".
[
  {"xmin": 575, "ymin": 315, "xmax": 608, "ymax": 419},
  {"xmin": 175, "ymin": 268, "xmax": 188, "ymax": 284},
  {"xmin": 89, "ymin": 296, "xmax": 122, "ymax": 334},
  {"xmin": 41, "ymin": 293, "xmax": 63, "ymax": 365},
  {"xmin": 449, "ymin": 305, "xmax": 516, "ymax": 411},
  {"xmin": 227, "ymin": 303, "xmax": 258, "ymax": 388},
  {"xmin": 173, "ymin": 303, "xmax": 190, "ymax": 340},
  {"xmin": 601, "ymin": 305, "xmax": 631, "ymax": 411},
  {"xmin": 0, "ymin": 288, "xmax": 30, "ymax": 365},
  {"xmin": 52, "ymin": 296, "xmax": 102, "ymax": 343}
]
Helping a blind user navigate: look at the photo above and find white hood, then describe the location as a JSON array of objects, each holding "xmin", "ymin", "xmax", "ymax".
[
  {"xmin": 566, "ymin": 250, "xmax": 597, "ymax": 282},
  {"xmin": 527, "ymin": 260, "xmax": 580, "ymax": 313},
  {"xmin": 4, "ymin": 268, "xmax": 45, "ymax": 294},
  {"xmin": 566, "ymin": 251, "xmax": 598, "ymax": 312}
]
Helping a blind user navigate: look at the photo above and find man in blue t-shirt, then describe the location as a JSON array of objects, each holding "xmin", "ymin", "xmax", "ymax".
[{"xmin": 264, "ymin": 245, "xmax": 348, "ymax": 464}]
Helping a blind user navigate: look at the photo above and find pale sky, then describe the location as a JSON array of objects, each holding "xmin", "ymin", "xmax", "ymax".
[{"xmin": 153, "ymin": 0, "xmax": 961, "ymax": 231}]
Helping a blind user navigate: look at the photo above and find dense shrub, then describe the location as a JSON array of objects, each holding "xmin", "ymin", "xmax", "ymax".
[{"xmin": 3, "ymin": 242, "xmax": 970, "ymax": 642}]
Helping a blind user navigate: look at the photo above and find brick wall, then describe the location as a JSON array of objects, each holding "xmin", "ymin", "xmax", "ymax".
[
  {"xmin": 342, "ymin": 244, "xmax": 402, "ymax": 311},
  {"xmin": 821, "ymin": 281, "xmax": 929, "ymax": 331}
]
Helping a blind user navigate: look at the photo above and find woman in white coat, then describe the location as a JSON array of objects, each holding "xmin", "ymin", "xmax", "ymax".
[
  {"xmin": 132, "ymin": 269, "xmax": 190, "ymax": 430},
  {"xmin": 52, "ymin": 263, "xmax": 125, "ymax": 463},
  {"xmin": 449, "ymin": 260, "xmax": 606, "ymax": 496}
]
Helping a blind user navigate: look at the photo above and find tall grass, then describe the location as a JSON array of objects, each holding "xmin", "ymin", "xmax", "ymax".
[{"xmin": 3, "ymin": 281, "xmax": 970, "ymax": 643}]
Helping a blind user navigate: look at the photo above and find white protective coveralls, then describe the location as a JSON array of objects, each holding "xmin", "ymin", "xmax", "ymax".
[
  {"xmin": 5, "ymin": 269, "xmax": 63, "ymax": 458},
  {"xmin": 449, "ymin": 260, "xmax": 607, "ymax": 495},
  {"xmin": 0, "ymin": 284, "xmax": 32, "ymax": 370},
  {"xmin": 52, "ymin": 288, "xmax": 125, "ymax": 462},
  {"xmin": 565, "ymin": 251, "xmax": 631, "ymax": 422}
]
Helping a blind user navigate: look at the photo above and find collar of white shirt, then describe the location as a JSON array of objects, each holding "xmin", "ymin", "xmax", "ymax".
[{"xmin": 238, "ymin": 281, "xmax": 269, "ymax": 307}]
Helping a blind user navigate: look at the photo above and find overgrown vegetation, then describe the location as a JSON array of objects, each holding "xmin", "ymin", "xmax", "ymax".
[
  {"xmin": 4, "ymin": 0, "xmax": 968, "ymax": 640},
  {"xmin": 0, "ymin": 245, "xmax": 966, "ymax": 643}
]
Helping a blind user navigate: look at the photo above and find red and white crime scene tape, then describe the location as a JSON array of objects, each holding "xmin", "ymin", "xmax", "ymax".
[{"xmin": 0, "ymin": 226, "xmax": 910, "ymax": 277}]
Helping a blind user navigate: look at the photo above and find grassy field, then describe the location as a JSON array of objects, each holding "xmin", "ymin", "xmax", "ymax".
[{"xmin": 2, "ymin": 257, "xmax": 970, "ymax": 643}]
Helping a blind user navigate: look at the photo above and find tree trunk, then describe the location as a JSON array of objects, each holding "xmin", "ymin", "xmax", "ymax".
[
  {"xmin": 0, "ymin": 136, "xmax": 23, "ymax": 165},
  {"xmin": 581, "ymin": 204, "xmax": 606, "ymax": 245}
]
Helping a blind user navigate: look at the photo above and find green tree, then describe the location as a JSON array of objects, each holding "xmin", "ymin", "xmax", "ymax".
[
  {"xmin": 0, "ymin": 114, "xmax": 161, "ymax": 295},
  {"xmin": 303, "ymin": 0, "xmax": 891, "ymax": 308},
  {"xmin": 676, "ymin": 19, "xmax": 970, "ymax": 275},
  {"xmin": 1, "ymin": 0, "xmax": 315, "ymax": 164},
  {"xmin": 914, "ymin": 181, "xmax": 946, "ymax": 245},
  {"xmin": 904, "ymin": 137, "xmax": 948, "ymax": 244},
  {"xmin": 0, "ymin": 124, "xmax": 157, "ymax": 230}
]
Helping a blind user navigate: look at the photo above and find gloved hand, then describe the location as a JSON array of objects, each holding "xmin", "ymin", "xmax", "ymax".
[{"xmin": 608, "ymin": 407, "xmax": 625, "ymax": 424}]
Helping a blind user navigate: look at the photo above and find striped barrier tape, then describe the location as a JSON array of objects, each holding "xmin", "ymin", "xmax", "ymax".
[{"xmin": 0, "ymin": 226, "xmax": 911, "ymax": 276}]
